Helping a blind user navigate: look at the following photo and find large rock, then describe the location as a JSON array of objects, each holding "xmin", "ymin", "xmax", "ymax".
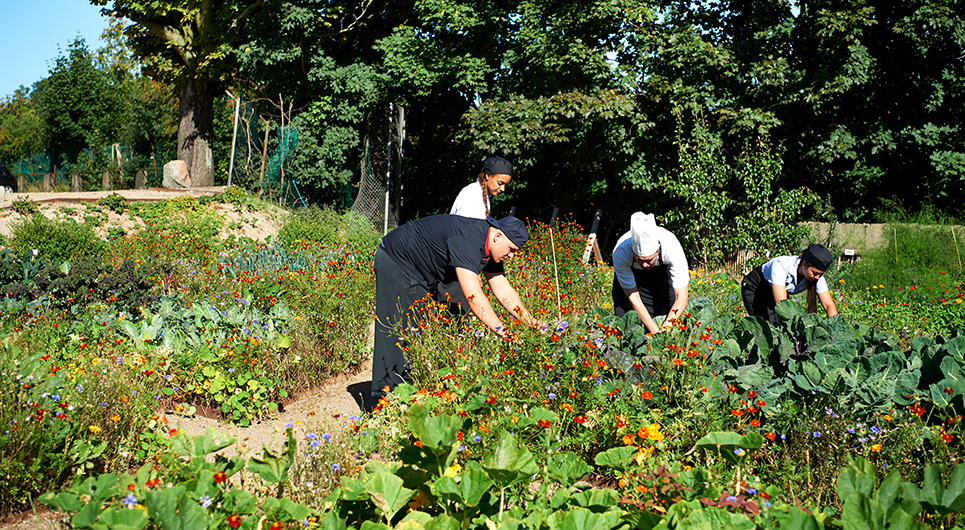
[{"xmin": 162, "ymin": 160, "xmax": 191, "ymax": 188}]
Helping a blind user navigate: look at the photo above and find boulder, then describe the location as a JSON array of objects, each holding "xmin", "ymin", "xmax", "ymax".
[{"xmin": 162, "ymin": 160, "xmax": 191, "ymax": 188}]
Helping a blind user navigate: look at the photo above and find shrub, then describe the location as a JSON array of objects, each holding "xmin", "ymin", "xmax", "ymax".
[
  {"xmin": 278, "ymin": 205, "xmax": 382, "ymax": 253},
  {"xmin": 9, "ymin": 213, "xmax": 105, "ymax": 264}
]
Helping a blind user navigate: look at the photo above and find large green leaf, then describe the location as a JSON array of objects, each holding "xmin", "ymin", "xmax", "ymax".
[
  {"xmin": 366, "ymin": 472, "xmax": 415, "ymax": 521},
  {"xmin": 545, "ymin": 451, "xmax": 593, "ymax": 488},
  {"xmin": 408, "ymin": 404, "xmax": 462, "ymax": 454},
  {"xmin": 90, "ymin": 506, "xmax": 149, "ymax": 530},
  {"xmin": 593, "ymin": 446, "xmax": 636, "ymax": 470},
  {"xmin": 555, "ymin": 506, "xmax": 624, "ymax": 530},
  {"xmin": 901, "ymin": 464, "xmax": 965, "ymax": 516},
  {"xmin": 247, "ymin": 429, "xmax": 297, "ymax": 483},
  {"xmin": 694, "ymin": 432, "xmax": 764, "ymax": 465},
  {"xmin": 145, "ymin": 486, "xmax": 210, "ymax": 530},
  {"xmin": 166, "ymin": 427, "xmax": 235, "ymax": 459},
  {"xmin": 431, "ymin": 462, "xmax": 494, "ymax": 508},
  {"xmin": 480, "ymin": 431, "xmax": 540, "ymax": 488}
]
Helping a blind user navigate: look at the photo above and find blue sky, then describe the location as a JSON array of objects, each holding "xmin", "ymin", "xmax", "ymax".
[{"xmin": 0, "ymin": 0, "xmax": 111, "ymax": 98}]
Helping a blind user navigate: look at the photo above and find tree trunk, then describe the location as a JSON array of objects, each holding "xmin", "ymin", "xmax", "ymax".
[{"xmin": 177, "ymin": 77, "xmax": 215, "ymax": 187}]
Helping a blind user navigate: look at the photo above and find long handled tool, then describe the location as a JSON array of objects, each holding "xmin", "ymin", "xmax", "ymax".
[{"xmin": 548, "ymin": 208, "xmax": 561, "ymax": 317}]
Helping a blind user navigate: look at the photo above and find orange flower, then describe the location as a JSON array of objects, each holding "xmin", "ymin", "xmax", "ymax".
[
  {"xmin": 615, "ymin": 415, "xmax": 628, "ymax": 429},
  {"xmin": 622, "ymin": 434, "xmax": 635, "ymax": 445},
  {"xmin": 561, "ymin": 403, "xmax": 574, "ymax": 413},
  {"xmin": 871, "ymin": 444, "xmax": 882, "ymax": 452},
  {"xmin": 641, "ymin": 391, "xmax": 652, "ymax": 400},
  {"xmin": 763, "ymin": 432, "xmax": 776, "ymax": 441},
  {"xmin": 574, "ymin": 415, "xmax": 587, "ymax": 426},
  {"xmin": 226, "ymin": 515, "xmax": 243, "ymax": 528},
  {"xmin": 750, "ymin": 419, "xmax": 761, "ymax": 427},
  {"xmin": 637, "ymin": 423, "xmax": 664, "ymax": 441},
  {"xmin": 146, "ymin": 478, "xmax": 160, "ymax": 489},
  {"xmin": 941, "ymin": 431, "xmax": 954, "ymax": 443},
  {"xmin": 731, "ymin": 409, "xmax": 743, "ymax": 417},
  {"xmin": 538, "ymin": 419, "xmax": 552, "ymax": 428},
  {"xmin": 268, "ymin": 523, "xmax": 283, "ymax": 530},
  {"xmin": 908, "ymin": 403, "xmax": 926, "ymax": 417},
  {"xmin": 672, "ymin": 359, "xmax": 683, "ymax": 366}
]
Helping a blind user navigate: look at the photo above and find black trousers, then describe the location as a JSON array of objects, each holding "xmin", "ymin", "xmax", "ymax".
[
  {"xmin": 611, "ymin": 264, "xmax": 675, "ymax": 319},
  {"xmin": 741, "ymin": 266, "xmax": 778, "ymax": 324},
  {"xmin": 372, "ymin": 247, "xmax": 428, "ymax": 395}
]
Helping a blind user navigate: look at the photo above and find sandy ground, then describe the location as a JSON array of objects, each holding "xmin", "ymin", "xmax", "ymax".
[
  {"xmin": 0, "ymin": 188, "xmax": 378, "ymax": 529},
  {"xmin": 0, "ymin": 187, "xmax": 288, "ymax": 242}
]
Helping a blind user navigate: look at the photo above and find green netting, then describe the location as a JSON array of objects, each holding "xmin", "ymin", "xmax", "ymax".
[{"xmin": 7, "ymin": 143, "xmax": 173, "ymax": 190}]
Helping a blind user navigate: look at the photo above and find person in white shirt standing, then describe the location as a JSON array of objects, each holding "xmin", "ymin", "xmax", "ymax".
[
  {"xmin": 450, "ymin": 156, "xmax": 513, "ymax": 219},
  {"xmin": 442, "ymin": 156, "xmax": 514, "ymax": 313},
  {"xmin": 611, "ymin": 212, "xmax": 690, "ymax": 334}
]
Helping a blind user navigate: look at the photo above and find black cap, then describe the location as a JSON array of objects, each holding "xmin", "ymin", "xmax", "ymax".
[
  {"xmin": 804, "ymin": 243, "xmax": 833, "ymax": 270},
  {"xmin": 487, "ymin": 216, "xmax": 528, "ymax": 247},
  {"xmin": 482, "ymin": 156, "xmax": 512, "ymax": 176}
]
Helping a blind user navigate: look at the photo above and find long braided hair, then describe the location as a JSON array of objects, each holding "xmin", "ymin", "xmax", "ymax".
[
  {"xmin": 476, "ymin": 170, "xmax": 491, "ymax": 218},
  {"xmin": 799, "ymin": 250, "xmax": 818, "ymax": 313}
]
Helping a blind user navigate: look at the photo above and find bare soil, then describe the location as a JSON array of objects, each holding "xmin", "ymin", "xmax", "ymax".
[{"xmin": 0, "ymin": 188, "xmax": 377, "ymax": 529}]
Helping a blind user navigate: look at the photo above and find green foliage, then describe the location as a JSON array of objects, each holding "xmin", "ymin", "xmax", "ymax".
[
  {"xmin": 9, "ymin": 213, "xmax": 104, "ymax": 264},
  {"xmin": 0, "ymin": 88, "xmax": 43, "ymax": 166},
  {"xmin": 277, "ymin": 205, "xmax": 382, "ymax": 253},
  {"xmin": 97, "ymin": 192, "xmax": 127, "ymax": 214},
  {"xmin": 662, "ymin": 111, "xmax": 817, "ymax": 266},
  {"xmin": 10, "ymin": 197, "xmax": 36, "ymax": 216}
]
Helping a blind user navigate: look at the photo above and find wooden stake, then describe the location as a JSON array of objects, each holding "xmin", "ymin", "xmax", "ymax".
[
  {"xmin": 953, "ymin": 226, "xmax": 962, "ymax": 269},
  {"xmin": 549, "ymin": 208, "xmax": 561, "ymax": 317}
]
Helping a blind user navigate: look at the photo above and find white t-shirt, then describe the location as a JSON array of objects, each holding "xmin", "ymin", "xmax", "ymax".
[
  {"xmin": 612, "ymin": 227, "xmax": 690, "ymax": 290},
  {"xmin": 762, "ymin": 255, "xmax": 829, "ymax": 294},
  {"xmin": 450, "ymin": 182, "xmax": 488, "ymax": 219}
]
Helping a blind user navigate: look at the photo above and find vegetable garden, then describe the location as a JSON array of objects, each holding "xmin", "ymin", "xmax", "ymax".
[{"xmin": 1, "ymin": 193, "xmax": 963, "ymax": 529}]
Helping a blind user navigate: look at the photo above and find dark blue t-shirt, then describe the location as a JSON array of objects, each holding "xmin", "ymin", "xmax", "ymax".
[{"xmin": 382, "ymin": 215, "xmax": 503, "ymax": 287}]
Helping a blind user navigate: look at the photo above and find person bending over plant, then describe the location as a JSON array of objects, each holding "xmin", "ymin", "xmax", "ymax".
[{"xmin": 741, "ymin": 243, "xmax": 839, "ymax": 324}]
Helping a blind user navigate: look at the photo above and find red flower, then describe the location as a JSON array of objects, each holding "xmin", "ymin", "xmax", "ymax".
[
  {"xmin": 763, "ymin": 432, "xmax": 776, "ymax": 441},
  {"xmin": 908, "ymin": 403, "xmax": 926, "ymax": 417},
  {"xmin": 485, "ymin": 396, "xmax": 497, "ymax": 405},
  {"xmin": 538, "ymin": 419, "xmax": 552, "ymax": 428},
  {"xmin": 213, "ymin": 471, "xmax": 228, "ymax": 484},
  {"xmin": 268, "ymin": 522, "xmax": 284, "ymax": 530},
  {"xmin": 574, "ymin": 415, "xmax": 587, "ymax": 426},
  {"xmin": 641, "ymin": 391, "xmax": 653, "ymax": 400},
  {"xmin": 941, "ymin": 431, "xmax": 954, "ymax": 443},
  {"xmin": 414, "ymin": 440, "xmax": 423, "ymax": 448},
  {"xmin": 146, "ymin": 478, "xmax": 160, "ymax": 489},
  {"xmin": 226, "ymin": 515, "xmax": 243, "ymax": 528},
  {"xmin": 731, "ymin": 409, "xmax": 743, "ymax": 417},
  {"xmin": 750, "ymin": 419, "xmax": 761, "ymax": 427}
]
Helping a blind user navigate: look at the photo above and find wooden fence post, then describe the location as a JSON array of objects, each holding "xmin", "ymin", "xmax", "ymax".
[
  {"xmin": 43, "ymin": 172, "xmax": 54, "ymax": 192},
  {"xmin": 102, "ymin": 170, "xmax": 112, "ymax": 191},
  {"xmin": 71, "ymin": 173, "xmax": 82, "ymax": 192}
]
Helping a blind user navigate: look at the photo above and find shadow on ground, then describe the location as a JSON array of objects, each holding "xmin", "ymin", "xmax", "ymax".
[{"xmin": 348, "ymin": 382, "xmax": 382, "ymax": 413}]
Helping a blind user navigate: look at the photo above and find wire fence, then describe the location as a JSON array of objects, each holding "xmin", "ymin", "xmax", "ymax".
[{"xmin": 350, "ymin": 103, "xmax": 405, "ymax": 235}]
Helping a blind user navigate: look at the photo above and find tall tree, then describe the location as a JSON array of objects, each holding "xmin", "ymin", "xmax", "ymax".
[
  {"xmin": 34, "ymin": 38, "xmax": 120, "ymax": 161},
  {"xmin": 0, "ymin": 88, "xmax": 43, "ymax": 168},
  {"xmin": 90, "ymin": 0, "xmax": 267, "ymax": 186}
]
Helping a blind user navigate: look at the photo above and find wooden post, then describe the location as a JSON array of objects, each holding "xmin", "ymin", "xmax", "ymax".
[
  {"xmin": 102, "ymin": 170, "xmax": 112, "ymax": 191},
  {"xmin": 952, "ymin": 226, "xmax": 963, "ymax": 270},
  {"xmin": 135, "ymin": 169, "xmax": 148, "ymax": 190},
  {"xmin": 259, "ymin": 117, "xmax": 270, "ymax": 190},
  {"xmin": 43, "ymin": 172, "xmax": 54, "ymax": 192},
  {"xmin": 71, "ymin": 173, "xmax": 82, "ymax": 192}
]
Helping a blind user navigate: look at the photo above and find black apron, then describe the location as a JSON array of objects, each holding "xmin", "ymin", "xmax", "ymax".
[
  {"xmin": 741, "ymin": 265, "xmax": 778, "ymax": 324},
  {"xmin": 611, "ymin": 264, "xmax": 675, "ymax": 319}
]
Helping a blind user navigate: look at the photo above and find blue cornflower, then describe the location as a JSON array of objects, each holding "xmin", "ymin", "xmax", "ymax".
[
  {"xmin": 548, "ymin": 393, "xmax": 556, "ymax": 400},
  {"xmin": 305, "ymin": 432, "xmax": 317, "ymax": 439},
  {"xmin": 322, "ymin": 432, "xmax": 331, "ymax": 440},
  {"xmin": 472, "ymin": 436, "xmax": 481, "ymax": 442},
  {"xmin": 746, "ymin": 488, "xmax": 757, "ymax": 495},
  {"xmin": 123, "ymin": 494, "xmax": 138, "ymax": 508},
  {"xmin": 200, "ymin": 496, "xmax": 213, "ymax": 508},
  {"xmin": 331, "ymin": 464, "xmax": 341, "ymax": 471}
]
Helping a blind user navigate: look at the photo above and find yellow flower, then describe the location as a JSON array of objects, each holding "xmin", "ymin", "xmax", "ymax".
[
  {"xmin": 622, "ymin": 434, "xmax": 635, "ymax": 445},
  {"xmin": 637, "ymin": 423, "xmax": 664, "ymax": 441},
  {"xmin": 839, "ymin": 279, "xmax": 845, "ymax": 284},
  {"xmin": 111, "ymin": 414, "xmax": 121, "ymax": 422},
  {"xmin": 872, "ymin": 285, "xmax": 878, "ymax": 289},
  {"xmin": 511, "ymin": 416, "xmax": 519, "ymax": 424},
  {"xmin": 871, "ymin": 444, "xmax": 882, "ymax": 452},
  {"xmin": 444, "ymin": 462, "xmax": 461, "ymax": 477},
  {"xmin": 879, "ymin": 284, "xmax": 885, "ymax": 288},
  {"xmin": 89, "ymin": 425, "xmax": 101, "ymax": 433}
]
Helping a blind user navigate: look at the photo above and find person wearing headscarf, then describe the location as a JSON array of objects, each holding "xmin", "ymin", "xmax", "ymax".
[
  {"xmin": 741, "ymin": 243, "xmax": 839, "ymax": 323},
  {"xmin": 611, "ymin": 212, "xmax": 690, "ymax": 334},
  {"xmin": 450, "ymin": 156, "xmax": 513, "ymax": 219}
]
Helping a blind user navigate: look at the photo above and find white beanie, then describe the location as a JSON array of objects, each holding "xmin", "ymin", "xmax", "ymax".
[{"xmin": 631, "ymin": 212, "xmax": 659, "ymax": 256}]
